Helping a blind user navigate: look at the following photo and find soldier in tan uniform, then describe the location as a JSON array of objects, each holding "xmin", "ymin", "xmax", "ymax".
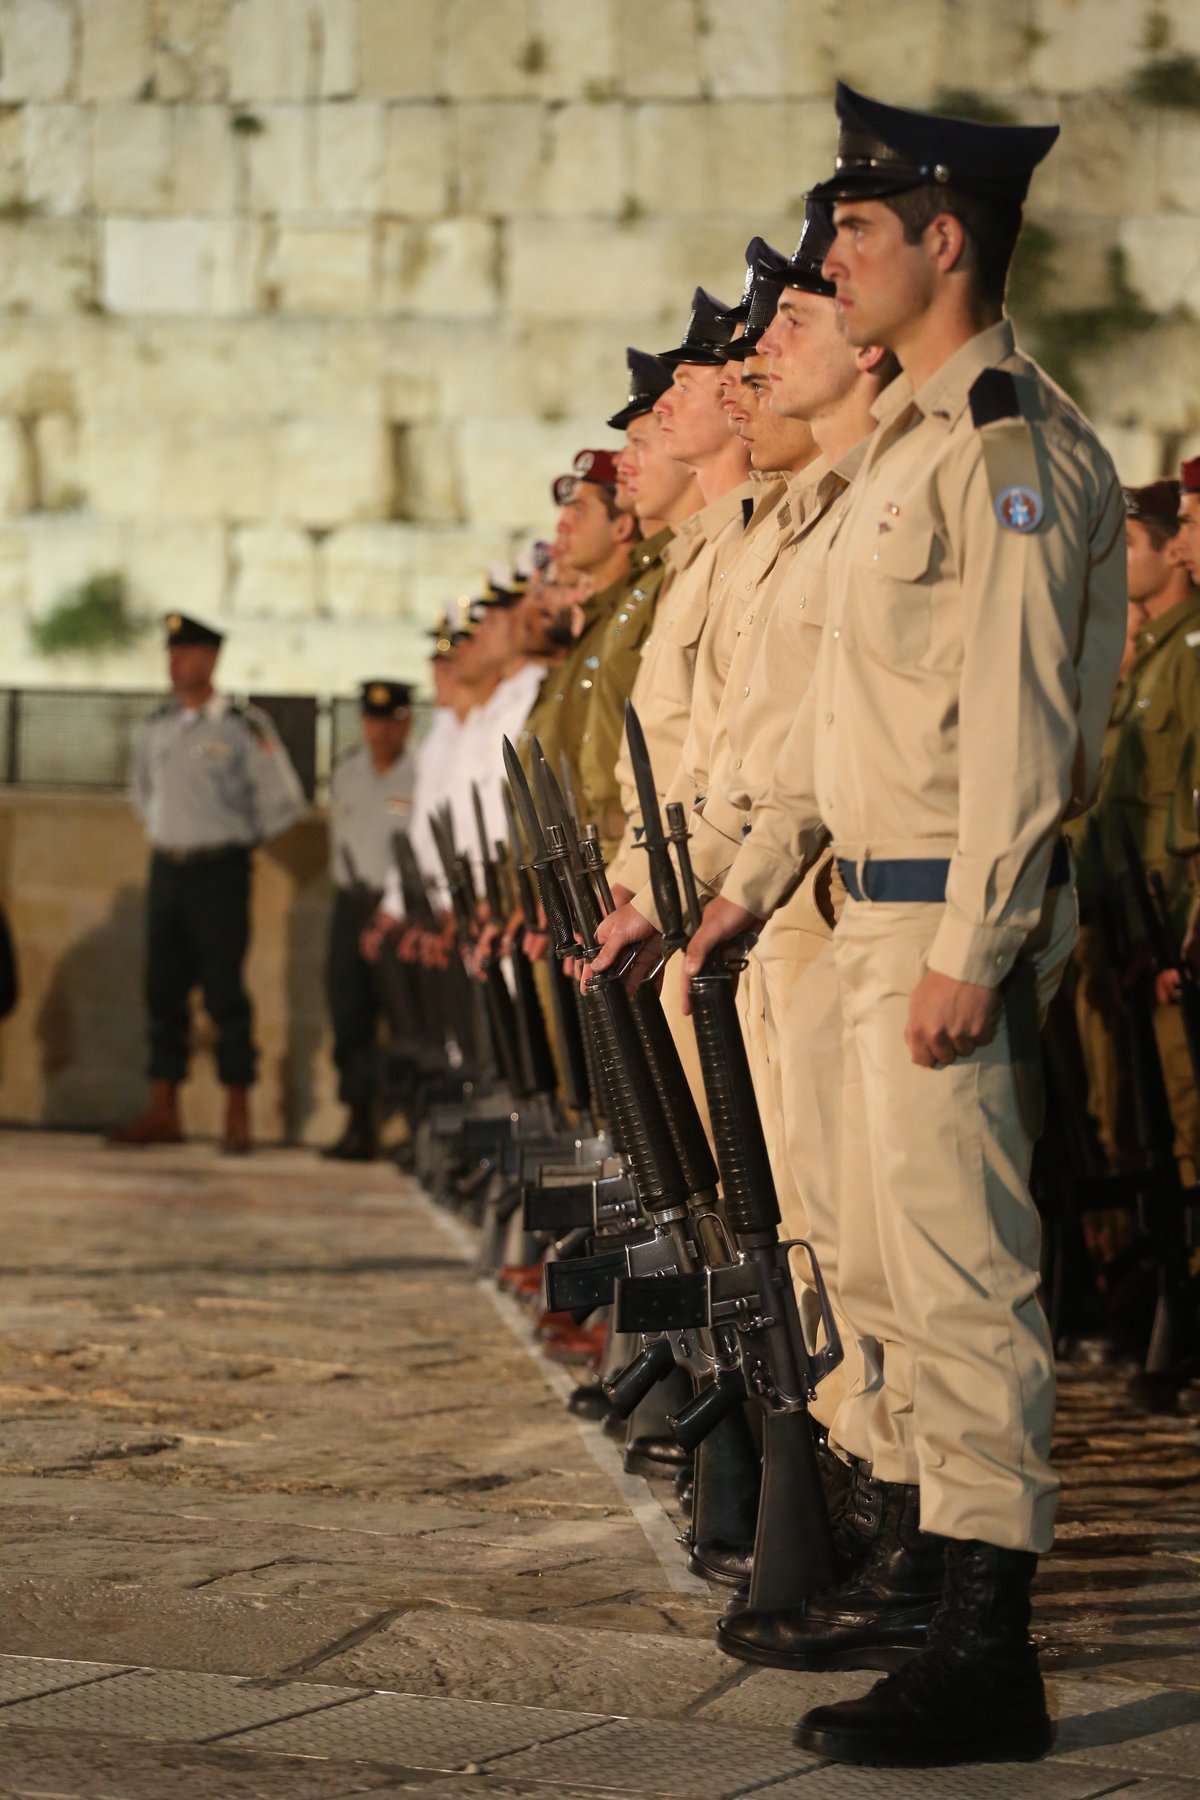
[
  {"xmin": 1069, "ymin": 478, "xmax": 1200, "ymax": 1174},
  {"xmin": 686, "ymin": 88, "xmax": 1126, "ymax": 1766},
  {"xmin": 578, "ymin": 350, "xmax": 700, "ymax": 854}
]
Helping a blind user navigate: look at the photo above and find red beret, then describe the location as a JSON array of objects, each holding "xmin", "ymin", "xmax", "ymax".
[
  {"xmin": 551, "ymin": 447, "xmax": 620, "ymax": 506},
  {"xmin": 1181, "ymin": 455, "xmax": 1200, "ymax": 495}
]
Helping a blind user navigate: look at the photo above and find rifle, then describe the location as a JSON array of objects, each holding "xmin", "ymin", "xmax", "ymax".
[
  {"xmin": 394, "ymin": 825, "xmax": 481, "ymax": 1080},
  {"xmin": 429, "ymin": 805, "xmax": 522, "ymax": 1095},
  {"xmin": 508, "ymin": 737, "xmax": 764, "ymax": 1568},
  {"xmin": 502, "ymin": 739, "xmax": 598, "ymax": 1132},
  {"xmin": 1117, "ymin": 813, "xmax": 1200, "ymax": 1089},
  {"xmin": 614, "ymin": 700, "xmax": 842, "ymax": 1611},
  {"xmin": 1087, "ymin": 816, "xmax": 1199, "ymax": 1383},
  {"xmin": 474, "ymin": 781, "xmax": 558, "ymax": 1103}
]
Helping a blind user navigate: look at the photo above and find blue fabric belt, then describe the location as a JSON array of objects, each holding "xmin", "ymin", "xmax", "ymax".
[{"xmin": 837, "ymin": 839, "xmax": 1071, "ymax": 905}]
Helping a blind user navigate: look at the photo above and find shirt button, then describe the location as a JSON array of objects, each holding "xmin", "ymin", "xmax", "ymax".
[
  {"xmin": 825, "ymin": 712, "xmax": 834, "ymax": 724},
  {"xmin": 742, "ymin": 685, "xmax": 750, "ymax": 696},
  {"xmin": 833, "ymin": 629, "xmax": 840, "ymax": 639},
  {"xmin": 798, "ymin": 597, "xmax": 806, "ymax": 609},
  {"xmin": 1145, "ymin": 632, "xmax": 1156, "ymax": 645}
]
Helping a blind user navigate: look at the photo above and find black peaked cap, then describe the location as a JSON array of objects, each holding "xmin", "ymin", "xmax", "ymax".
[{"xmin": 809, "ymin": 81, "xmax": 1059, "ymax": 206}]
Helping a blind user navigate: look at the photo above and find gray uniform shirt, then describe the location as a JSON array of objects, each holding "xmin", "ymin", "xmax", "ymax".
[
  {"xmin": 132, "ymin": 694, "xmax": 306, "ymax": 853},
  {"xmin": 329, "ymin": 744, "xmax": 414, "ymax": 892}
]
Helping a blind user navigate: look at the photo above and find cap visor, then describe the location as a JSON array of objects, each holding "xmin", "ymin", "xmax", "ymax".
[
  {"xmin": 654, "ymin": 344, "xmax": 731, "ymax": 368},
  {"xmin": 807, "ymin": 170, "xmax": 923, "ymax": 203},
  {"xmin": 606, "ymin": 399, "xmax": 657, "ymax": 431}
]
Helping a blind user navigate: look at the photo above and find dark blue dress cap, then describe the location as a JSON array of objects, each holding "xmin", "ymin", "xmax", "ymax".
[
  {"xmin": 727, "ymin": 235, "xmax": 787, "ymax": 322},
  {"xmin": 721, "ymin": 239, "xmax": 791, "ymax": 361},
  {"xmin": 607, "ymin": 346, "xmax": 674, "ymax": 431},
  {"xmin": 359, "ymin": 679, "xmax": 413, "ymax": 716},
  {"xmin": 164, "ymin": 611, "xmax": 223, "ymax": 648},
  {"xmin": 655, "ymin": 285, "xmax": 737, "ymax": 368},
  {"xmin": 809, "ymin": 82, "xmax": 1060, "ymax": 206}
]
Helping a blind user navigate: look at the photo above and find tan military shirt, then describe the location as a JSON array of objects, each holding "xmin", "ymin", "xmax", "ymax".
[
  {"xmin": 1071, "ymin": 591, "xmax": 1200, "ymax": 937},
  {"xmin": 671, "ymin": 472, "xmax": 789, "ymax": 809},
  {"xmin": 722, "ymin": 318, "xmax": 1127, "ymax": 988},
  {"xmin": 515, "ymin": 570, "xmax": 627, "ymax": 790},
  {"xmin": 577, "ymin": 526, "xmax": 675, "ymax": 855},
  {"xmin": 685, "ymin": 447, "xmax": 866, "ymax": 897},
  {"xmin": 608, "ymin": 481, "xmax": 756, "ymax": 893}
]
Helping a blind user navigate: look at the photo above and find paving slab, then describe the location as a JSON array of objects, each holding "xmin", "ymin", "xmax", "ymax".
[{"xmin": 0, "ymin": 1131, "xmax": 1197, "ymax": 1799}]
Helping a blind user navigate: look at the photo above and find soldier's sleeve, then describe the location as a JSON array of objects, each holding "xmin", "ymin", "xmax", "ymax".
[
  {"xmin": 1165, "ymin": 633, "xmax": 1200, "ymax": 870},
  {"xmin": 927, "ymin": 390, "xmax": 1126, "ymax": 987},
  {"xmin": 236, "ymin": 706, "xmax": 307, "ymax": 842},
  {"xmin": 719, "ymin": 683, "xmax": 825, "ymax": 919}
]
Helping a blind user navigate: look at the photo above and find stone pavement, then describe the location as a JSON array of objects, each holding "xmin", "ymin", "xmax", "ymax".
[{"xmin": 0, "ymin": 1129, "xmax": 1198, "ymax": 1799}]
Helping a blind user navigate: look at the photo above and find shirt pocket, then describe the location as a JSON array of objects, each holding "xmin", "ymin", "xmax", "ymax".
[
  {"xmin": 659, "ymin": 577, "xmax": 710, "ymax": 653},
  {"xmin": 849, "ymin": 522, "xmax": 936, "ymax": 668}
]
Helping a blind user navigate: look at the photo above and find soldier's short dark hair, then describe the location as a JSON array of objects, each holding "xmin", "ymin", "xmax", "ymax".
[
  {"xmin": 882, "ymin": 187, "xmax": 1023, "ymax": 309},
  {"xmin": 596, "ymin": 484, "xmax": 643, "ymax": 542},
  {"xmin": 1139, "ymin": 515, "xmax": 1181, "ymax": 552}
]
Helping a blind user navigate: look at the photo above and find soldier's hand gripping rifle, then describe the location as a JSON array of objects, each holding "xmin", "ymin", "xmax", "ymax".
[
  {"xmin": 430, "ymin": 806, "xmax": 522, "ymax": 1094},
  {"xmin": 617, "ymin": 701, "xmax": 843, "ymax": 1611},
  {"xmin": 1088, "ymin": 817, "xmax": 1199, "ymax": 1384},
  {"xmin": 1117, "ymin": 813, "xmax": 1200, "ymax": 1089}
]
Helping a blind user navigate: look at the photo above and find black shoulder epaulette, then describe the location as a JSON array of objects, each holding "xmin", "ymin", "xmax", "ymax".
[
  {"xmin": 741, "ymin": 496, "xmax": 754, "ymax": 529},
  {"xmin": 968, "ymin": 368, "xmax": 1021, "ymax": 429}
]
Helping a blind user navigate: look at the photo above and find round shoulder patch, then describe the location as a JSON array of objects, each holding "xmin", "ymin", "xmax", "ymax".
[{"xmin": 995, "ymin": 485, "xmax": 1044, "ymax": 533}]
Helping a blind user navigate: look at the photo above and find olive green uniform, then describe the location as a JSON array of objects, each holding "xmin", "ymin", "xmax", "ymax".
[
  {"xmin": 1069, "ymin": 592, "xmax": 1200, "ymax": 1170},
  {"xmin": 577, "ymin": 528, "xmax": 674, "ymax": 856}
]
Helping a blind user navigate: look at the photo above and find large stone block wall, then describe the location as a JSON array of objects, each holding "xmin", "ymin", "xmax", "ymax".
[
  {"xmin": 0, "ymin": 790, "xmax": 341, "ymax": 1139},
  {"xmin": 0, "ymin": 0, "xmax": 1198, "ymax": 696}
]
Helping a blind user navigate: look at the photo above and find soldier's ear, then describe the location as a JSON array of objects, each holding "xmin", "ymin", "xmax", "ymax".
[{"xmin": 926, "ymin": 210, "xmax": 968, "ymax": 277}]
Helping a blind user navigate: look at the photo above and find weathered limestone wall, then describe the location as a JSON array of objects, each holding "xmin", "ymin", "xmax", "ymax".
[
  {"xmin": 0, "ymin": 0, "xmax": 1198, "ymax": 696},
  {"xmin": 0, "ymin": 789, "xmax": 342, "ymax": 1140}
]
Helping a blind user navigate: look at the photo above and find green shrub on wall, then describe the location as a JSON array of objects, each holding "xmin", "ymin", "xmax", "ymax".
[{"xmin": 29, "ymin": 573, "xmax": 146, "ymax": 658}]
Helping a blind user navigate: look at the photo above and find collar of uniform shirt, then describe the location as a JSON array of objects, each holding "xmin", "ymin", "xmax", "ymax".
[
  {"xmin": 872, "ymin": 316, "xmax": 1017, "ymax": 434},
  {"xmin": 177, "ymin": 692, "xmax": 229, "ymax": 725},
  {"xmin": 1133, "ymin": 591, "xmax": 1200, "ymax": 655},
  {"xmin": 633, "ymin": 524, "xmax": 674, "ymax": 568}
]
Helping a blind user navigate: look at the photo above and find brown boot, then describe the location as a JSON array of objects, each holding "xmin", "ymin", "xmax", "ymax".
[
  {"xmin": 105, "ymin": 1080, "xmax": 183, "ymax": 1147},
  {"xmin": 222, "ymin": 1086, "xmax": 252, "ymax": 1156}
]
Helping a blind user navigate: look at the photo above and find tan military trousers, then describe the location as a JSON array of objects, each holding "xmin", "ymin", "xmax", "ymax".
[
  {"xmin": 828, "ymin": 879, "xmax": 1078, "ymax": 1553},
  {"xmin": 740, "ymin": 862, "xmax": 875, "ymax": 1445}
]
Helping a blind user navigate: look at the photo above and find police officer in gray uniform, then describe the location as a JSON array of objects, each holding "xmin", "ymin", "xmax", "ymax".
[
  {"xmin": 108, "ymin": 613, "xmax": 305, "ymax": 1154},
  {"xmin": 325, "ymin": 679, "xmax": 414, "ymax": 1161}
]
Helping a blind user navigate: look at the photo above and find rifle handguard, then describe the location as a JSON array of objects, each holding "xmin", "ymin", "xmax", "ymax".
[
  {"xmin": 586, "ymin": 984, "xmax": 686, "ymax": 1214},
  {"xmin": 688, "ymin": 967, "xmax": 781, "ymax": 1237},
  {"xmin": 629, "ymin": 986, "xmax": 720, "ymax": 1198},
  {"xmin": 669, "ymin": 1367, "xmax": 749, "ymax": 1451},
  {"xmin": 602, "ymin": 1336, "xmax": 676, "ymax": 1417}
]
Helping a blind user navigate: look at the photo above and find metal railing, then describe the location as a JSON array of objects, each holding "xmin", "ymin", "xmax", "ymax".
[{"xmin": 0, "ymin": 689, "xmax": 432, "ymax": 803}]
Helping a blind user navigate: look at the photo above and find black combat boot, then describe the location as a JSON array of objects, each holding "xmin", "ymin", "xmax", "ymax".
[
  {"xmin": 716, "ymin": 1477, "xmax": 940, "ymax": 1670},
  {"xmin": 322, "ymin": 1104, "xmax": 377, "ymax": 1162},
  {"xmin": 795, "ymin": 1538, "xmax": 1051, "ymax": 1766}
]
